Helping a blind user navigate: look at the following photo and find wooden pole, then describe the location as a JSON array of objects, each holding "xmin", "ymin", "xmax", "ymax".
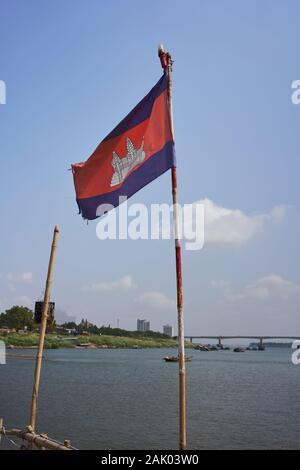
[
  {"xmin": 158, "ymin": 45, "xmax": 187, "ymax": 450},
  {"xmin": 0, "ymin": 423, "xmax": 74, "ymax": 450},
  {"xmin": 29, "ymin": 225, "xmax": 59, "ymax": 432}
]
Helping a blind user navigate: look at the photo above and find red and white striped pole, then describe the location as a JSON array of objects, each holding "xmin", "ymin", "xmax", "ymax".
[{"xmin": 158, "ymin": 45, "xmax": 186, "ymax": 451}]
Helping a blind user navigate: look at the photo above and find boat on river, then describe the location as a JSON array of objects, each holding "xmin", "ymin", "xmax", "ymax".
[{"xmin": 164, "ymin": 356, "xmax": 192, "ymax": 362}]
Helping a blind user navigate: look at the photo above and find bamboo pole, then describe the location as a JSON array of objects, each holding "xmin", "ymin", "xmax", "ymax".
[
  {"xmin": 0, "ymin": 424, "xmax": 74, "ymax": 450},
  {"xmin": 29, "ymin": 225, "xmax": 59, "ymax": 432},
  {"xmin": 158, "ymin": 45, "xmax": 187, "ymax": 450}
]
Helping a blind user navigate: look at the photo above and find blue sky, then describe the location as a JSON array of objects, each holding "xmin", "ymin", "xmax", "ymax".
[{"xmin": 0, "ymin": 0, "xmax": 299, "ymax": 335}]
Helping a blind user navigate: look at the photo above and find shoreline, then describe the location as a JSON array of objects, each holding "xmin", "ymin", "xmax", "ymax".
[{"xmin": 0, "ymin": 333, "xmax": 194, "ymax": 350}]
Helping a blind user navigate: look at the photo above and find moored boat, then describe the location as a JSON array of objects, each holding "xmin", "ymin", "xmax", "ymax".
[
  {"xmin": 195, "ymin": 344, "xmax": 219, "ymax": 352},
  {"xmin": 164, "ymin": 356, "xmax": 192, "ymax": 362}
]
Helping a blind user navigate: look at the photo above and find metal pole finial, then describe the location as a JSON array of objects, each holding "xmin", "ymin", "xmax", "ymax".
[{"xmin": 158, "ymin": 43, "xmax": 168, "ymax": 70}]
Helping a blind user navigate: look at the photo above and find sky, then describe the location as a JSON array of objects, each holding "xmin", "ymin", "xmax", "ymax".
[{"xmin": 0, "ymin": 0, "xmax": 299, "ymax": 336}]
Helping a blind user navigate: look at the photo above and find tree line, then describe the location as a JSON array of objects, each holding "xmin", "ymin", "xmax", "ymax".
[{"xmin": 0, "ymin": 306, "xmax": 170, "ymax": 339}]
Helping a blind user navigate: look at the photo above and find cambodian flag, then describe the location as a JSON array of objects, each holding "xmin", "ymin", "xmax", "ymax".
[{"xmin": 71, "ymin": 73, "xmax": 175, "ymax": 220}]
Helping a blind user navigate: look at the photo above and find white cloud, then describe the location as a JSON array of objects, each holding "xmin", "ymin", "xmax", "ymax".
[
  {"xmin": 210, "ymin": 280, "xmax": 230, "ymax": 288},
  {"xmin": 7, "ymin": 283, "xmax": 16, "ymax": 292},
  {"xmin": 137, "ymin": 198, "xmax": 286, "ymax": 250},
  {"xmin": 135, "ymin": 291, "xmax": 176, "ymax": 311},
  {"xmin": 0, "ymin": 272, "xmax": 34, "ymax": 304},
  {"xmin": 204, "ymin": 274, "xmax": 300, "ymax": 335},
  {"xmin": 20, "ymin": 272, "xmax": 33, "ymax": 283},
  {"xmin": 0, "ymin": 272, "xmax": 34, "ymax": 311},
  {"xmin": 226, "ymin": 274, "xmax": 300, "ymax": 302},
  {"xmin": 0, "ymin": 271, "xmax": 33, "ymax": 283},
  {"xmin": 186, "ymin": 199, "xmax": 287, "ymax": 246},
  {"xmin": 82, "ymin": 275, "xmax": 136, "ymax": 293}
]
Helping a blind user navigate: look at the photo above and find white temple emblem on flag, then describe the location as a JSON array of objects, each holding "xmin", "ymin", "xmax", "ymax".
[{"xmin": 110, "ymin": 138, "xmax": 145, "ymax": 187}]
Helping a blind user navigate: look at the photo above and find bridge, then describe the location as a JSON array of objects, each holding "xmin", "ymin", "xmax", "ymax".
[{"xmin": 184, "ymin": 336, "xmax": 300, "ymax": 349}]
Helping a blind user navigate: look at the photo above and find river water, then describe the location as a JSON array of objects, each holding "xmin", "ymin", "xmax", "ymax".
[{"xmin": 0, "ymin": 347, "xmax": 299, "ymax": 449}]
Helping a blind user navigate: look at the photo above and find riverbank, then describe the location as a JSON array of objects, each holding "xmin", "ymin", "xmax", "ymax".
[{"xmin": 0, "ymin": 333, "xmax": 194, "ymax": 349}]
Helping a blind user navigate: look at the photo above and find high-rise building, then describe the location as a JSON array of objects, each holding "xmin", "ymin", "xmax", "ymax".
[
  {"xmin": 163, "ymin": 324, "xmax": 174, "ymax": 337},
  {"xmin": 137, "ymin": 319, "xmax": 150, "ymax": 332}
]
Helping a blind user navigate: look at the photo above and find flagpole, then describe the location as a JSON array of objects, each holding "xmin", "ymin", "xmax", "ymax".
[
  {"xmin": 158, "ymin": 45, "xmax": 187, "ymax": 450},
  {"xmin": 29, "ymin": 225, "xmax": 59, "ymax": 433}
]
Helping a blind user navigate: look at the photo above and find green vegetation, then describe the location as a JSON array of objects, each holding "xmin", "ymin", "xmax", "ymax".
[
  {"xmin": 62, "ymin": 319, "xmax": 174, "ymax": 340},
  {"xmin": 0, "ymin": 306, "xmax": 36, "ymax": 330},
  {"xmin": 0, "ymin": 305, "xmax": 193, "ymax": 349},
  {"xmin": 82, "ymin": 334, "xmax": 192, "ymax": 349},
  {"xmin": 0, "ymin": 333, "xmax": 193, "ymax": 350},
  {"xmin": 0, "ymin": 333, "xmax": 73, "ymax": 349}
]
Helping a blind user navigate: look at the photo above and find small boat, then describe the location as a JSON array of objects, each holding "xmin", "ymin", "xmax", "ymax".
[
  {"xmin": 196, "ymin": 344, "xmax": 219, "ymax": 352},
  {"xmin": 195, "ymin": 344, "xmax": 211, "ymax": 351},
  {"xmin": 233, "ymin": 347, "xmax": 245, "ymax": 353},
  {"xmin": 164, "ymin": 356, "xmax": 192, "ymax": 362}
]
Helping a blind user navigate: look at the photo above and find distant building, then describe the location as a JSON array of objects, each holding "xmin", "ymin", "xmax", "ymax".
[
  {"xmin": 137, "ymin": 319, "xmax": 150, "ymax": 332},
  {"xmin": 0, "ymin": 327, "xmax": 14, "ymax": 334},
  {"xmin": 60, "ymin": 328, "xmax": 77, "ymax": 335},
  {"xmin": 17, "ymin": 329, "xmax": 27, "ymax": 335},
  {"xmin": 137, "ymin": 319, "xmax": 143, "ymax": 331},
  {"xmin": 163, "ymin": 324, "xmax": 174, "ymax": 337}
]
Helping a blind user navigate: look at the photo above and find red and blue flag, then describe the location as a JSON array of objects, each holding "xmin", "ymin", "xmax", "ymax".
[{"xmin": 71, "ymin": 73, "xmax": 175, "ymax": 220}]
